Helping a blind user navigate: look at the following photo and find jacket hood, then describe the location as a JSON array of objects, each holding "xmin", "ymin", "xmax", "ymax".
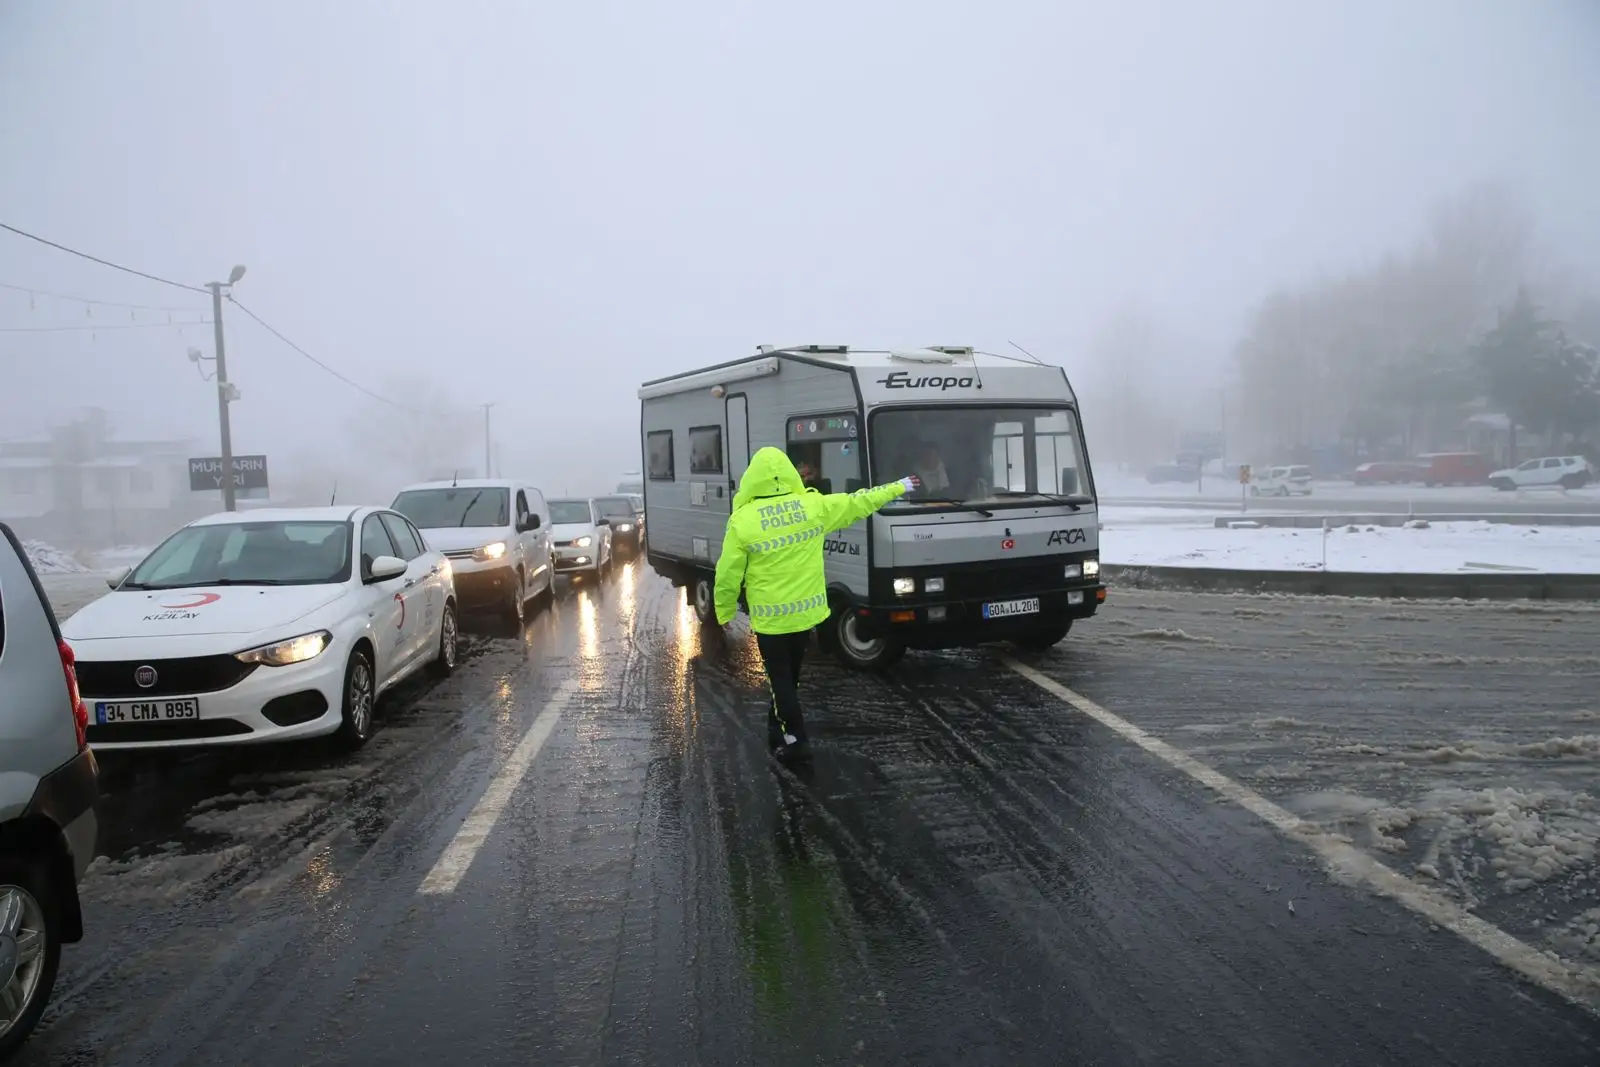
[{"xmin": 733, "ymin": 447, "xmax": 808, "ymax": 511}]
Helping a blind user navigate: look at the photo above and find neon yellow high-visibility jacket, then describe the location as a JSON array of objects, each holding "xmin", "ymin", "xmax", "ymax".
[{"xmin": 715, "ymin": 447, "xmax": 906, "ymax": 633}]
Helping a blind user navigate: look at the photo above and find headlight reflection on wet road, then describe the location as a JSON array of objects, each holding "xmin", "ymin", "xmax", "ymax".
[{"xmin": 577, "ymin": 589, "xmax": 603, "ymax": 689}]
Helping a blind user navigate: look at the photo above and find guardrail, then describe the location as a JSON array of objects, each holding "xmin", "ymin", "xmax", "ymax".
[
  {"xmin": 1102, "ymin": 563, "xmax": 1600, "ymax": 601},
  {"xmin": 1210, "ymin": 513, "xmax": 1600, "ymax": 529}
]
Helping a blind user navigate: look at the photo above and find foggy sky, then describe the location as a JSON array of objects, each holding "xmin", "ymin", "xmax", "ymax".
[{"xmin": 3, "ymin": 0, "xmax": 1596, "ymax": 494}]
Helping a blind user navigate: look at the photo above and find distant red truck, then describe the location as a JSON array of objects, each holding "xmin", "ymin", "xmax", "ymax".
[{"xmin": 1415, "ymin": 451, "xmax": 1493, "ymax": 487}]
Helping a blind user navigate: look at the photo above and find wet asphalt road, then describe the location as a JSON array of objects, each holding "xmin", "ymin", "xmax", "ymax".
[{"xmin": 22, "ymin": 562, "xmax": 1600, "ymax": 1065}]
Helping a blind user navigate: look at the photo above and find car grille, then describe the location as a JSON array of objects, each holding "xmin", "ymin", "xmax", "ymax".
[
  {"xmin": 442, "ymin": 549, "xmax": 476, "ymax": 560},
  {"xmin": 75, "ymin": 655, "xmax": 259, "ymax": 698},
  {"xmin": 87, "ymin": 719, "xmax": 253, "ymax": 744}
]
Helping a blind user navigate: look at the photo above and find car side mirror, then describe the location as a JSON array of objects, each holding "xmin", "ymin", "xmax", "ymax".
[
  {"xmin": 519, "ymin": 514, "xmax": 540, "ymax": 532},
  {"xmin": 366, "ymin": 555, "xmax": 407, "ymax": 583},
  {"xmin": 595, "ymin": 517, "xmax": 610, "ymax": 526},
  {"xmin": 107, "ymin": 567, "xmax": 129, "ymax": 590}
]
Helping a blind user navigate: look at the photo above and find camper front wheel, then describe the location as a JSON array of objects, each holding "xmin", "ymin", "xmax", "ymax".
[{"xmin": 830, "ymin": 609, "xmax": 905, "ymax": 671}]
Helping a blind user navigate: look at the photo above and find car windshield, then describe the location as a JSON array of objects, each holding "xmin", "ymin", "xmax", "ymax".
[
  {"xmin": 391, "ymin": 487, "xmax": 510, "ymax": 529},
  {"xmin": 594, "ymin": 496, "xmax": 634, "ymax": 518},
  {"xmin": 627, "ymin": 495, "xmax": 643, "ymax": 513},
  {"xmin": 123, "ymin": 520, "xmax": 351, "ymax": 589},
  {"xmin": 549, "ymin": 501, "xmax": 593, "ymax": 524},
  {"xmin": 869, "ymin": 405, "xmax": 1092, "ymax": 507}
]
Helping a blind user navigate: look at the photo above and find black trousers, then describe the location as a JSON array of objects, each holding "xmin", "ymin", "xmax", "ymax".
[{"xmin": 755, "ymin": 629, "xmax": 811, "ymax": 747}]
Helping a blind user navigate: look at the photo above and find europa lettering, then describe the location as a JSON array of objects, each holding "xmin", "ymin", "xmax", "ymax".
[{"xmin": 877, "ymin": 371, "xmax": 976, "ymax": 391}]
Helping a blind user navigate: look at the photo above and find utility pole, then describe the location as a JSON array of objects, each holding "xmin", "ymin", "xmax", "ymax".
[
  {"xmin": 482, "ymin": 403, "xmax": 494, "ymax": 478},
  {"xmin": 208, "ymin": 280, "xmax": 238, "ymax": 511}
]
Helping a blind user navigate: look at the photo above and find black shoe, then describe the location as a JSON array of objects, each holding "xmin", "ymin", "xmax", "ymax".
[{"xmin": 773, "ymin": 739, "xmax": 813, "ymax": 765}]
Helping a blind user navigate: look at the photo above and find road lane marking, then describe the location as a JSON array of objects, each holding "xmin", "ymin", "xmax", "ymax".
[
  {"xmin": 1002, "ymin": 656, "xmax": 1600, "ymax": 1017},
  {"xmin": 418, "ymin": 678, "xmax": 578, "ymax": 895}
]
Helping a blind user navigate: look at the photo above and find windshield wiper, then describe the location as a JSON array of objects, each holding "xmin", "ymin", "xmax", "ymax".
[
  {"xmin": 993, "ymin": 490, "xmax": 1094, "ymax": 511},
  {"xmin": 456, "ymin": 491, "xmax": 483, "ymax": 526},
  {"xmin": 907, "ymin": 496, "xmax": 995, "ymax": 518}
]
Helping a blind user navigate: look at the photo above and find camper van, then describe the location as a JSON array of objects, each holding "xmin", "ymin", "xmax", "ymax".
[{"xmin": 638, "ymin": 345, "xmax": 1105, "ymax": 669}]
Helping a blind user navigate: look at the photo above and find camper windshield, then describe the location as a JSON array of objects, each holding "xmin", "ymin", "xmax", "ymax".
[{"xmin": 869, "ymin": 405, "xmax": 1091, "ymax": 507}]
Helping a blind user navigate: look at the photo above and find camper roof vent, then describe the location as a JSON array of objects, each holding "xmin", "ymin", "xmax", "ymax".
[{"xmin": 889, "ymin": 347, "xmax": 958, "ymax": 364}]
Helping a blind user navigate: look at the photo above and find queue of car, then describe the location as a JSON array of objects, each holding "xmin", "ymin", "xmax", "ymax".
[{"xmin": 0, "ymin": 480, "xmax": 647, "ymax": 1058}]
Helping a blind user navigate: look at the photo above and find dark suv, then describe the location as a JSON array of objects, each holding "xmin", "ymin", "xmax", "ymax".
[{"xmin": 0, "ymin": 522, "xmax": 98, "ymax": 1059}]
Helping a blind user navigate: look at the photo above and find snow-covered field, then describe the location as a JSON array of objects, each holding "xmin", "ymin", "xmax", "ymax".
[
  {"xmin": 1099, "ymin": 509, "xmax": 1600, "ymax": 573},
  {"xmin": 1098, "ymin": 474, "xmax": 1600, "ymax": 507}
]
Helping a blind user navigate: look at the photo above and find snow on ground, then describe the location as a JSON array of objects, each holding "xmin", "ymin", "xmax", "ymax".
[
  {"xmin": 94, "ymin": 544, "xmax": 154, "ymax": 570},
  {"xmin": 39, "ymin": 572, "xmax": 117, "ymax": 622},
  {"xmin": 1099, "ymin": 515, "xmax": 1600, "ymax": 573},
  {"xmin": 1098, "ymin": 474, "xmax": 1600, "ymax": 508},
  {"xmin": 20, "ymin": 539, "xmax": 90, "ymax": 574}
]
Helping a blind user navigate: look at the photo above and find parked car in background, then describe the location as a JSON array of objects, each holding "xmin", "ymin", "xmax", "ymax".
[
  {"xmin": 390, "ymin": 479, "xmax": 551, "ymax": 624},
  {"xmin": 1488, "ymin": 455, "xmax": 1596, "ymax": 491},
  {"xmin": 0, "ymin": 522, "xmax": 98, "ymax": 1061},
  {"xmin": 1416, "ymin": 451, "xmax": 1492, "ymax": 487},
  {"xmin": 594, "ymin": 495, "xmax": 644, "ymax": 555},
  {"xmin": 548, "ymin": 498, "xmax": 614, "ymax": 578},
  {"xmin": 1251, "ymin": 464, "xmax": 1314, "ymax": 496},
  {"xmin": 65, "ymin": 507, "xmax": 458, "ymax": 752},
  {"xmin": 1351, "ymin": 460, "xmax": 1424, "ymax": 485},
  {"xmin": 1145, "ymin": 459, "xmax": 1201, "ymax": 485}
]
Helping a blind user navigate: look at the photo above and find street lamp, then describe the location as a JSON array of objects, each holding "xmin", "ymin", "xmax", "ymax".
[{"xmin": 206, "ymin": 266, "xmax": 247, "ymax": 510}]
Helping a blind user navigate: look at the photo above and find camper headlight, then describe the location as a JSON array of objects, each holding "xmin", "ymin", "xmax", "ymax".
[
  {"xmin": 1084, "ymin": 557, "xmax": 1100, "ymax": 578},
  {"xmin": 892, "ymin": 577, "xmax": 916, "ymax": 596},
  {"xmin": 1064, "ymin": 563, "xmax": 1082, "ymax": 580},
  {"xmin": 924, "ymin": 577, "xmax": 945, "ymax": 594}
]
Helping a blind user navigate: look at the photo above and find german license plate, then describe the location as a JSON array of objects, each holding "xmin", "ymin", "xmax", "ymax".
[
  {"xmin": 982, "ymin": 597, "xmax": 1040, "ymax": 620},
  {"xmin": 95, "ymin": 698, "xmax": 200, "ymax": 725}
]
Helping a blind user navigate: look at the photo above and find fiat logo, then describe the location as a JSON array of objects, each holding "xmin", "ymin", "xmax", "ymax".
[{"xmin": 134, "ymin": 665, "xmax": 158, "ymax": 688}]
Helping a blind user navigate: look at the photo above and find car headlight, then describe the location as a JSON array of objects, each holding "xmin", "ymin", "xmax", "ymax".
[
  {"xmin": 924, "ymin": 577, "xmax": 945, "ymax": 594},
  {"xmin": 617, "ymin": 523, "xmax": 633, "ymax": 532},
  {"xmin": 575, "ymin": 535, "xmax": 593, "ymax": 547},
  {"xmin": 235, "ymin": 630, "xmax": 332, "ymax": 667},
  {"xmin": 893, "ymin": 576, "xmax": 916, "ymax": 596},
  {"xmin": 473, "ymin": 541, "xmax": 508, "ymax": 562},
  {"xmin": 1084, "ymin": 558, "xmax": 1100, "ymax": 578}
]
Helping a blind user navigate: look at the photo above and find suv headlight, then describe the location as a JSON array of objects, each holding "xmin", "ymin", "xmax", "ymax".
[
  {"xmin": 616, "ymin": 523, "xmax": 633, "ymax": 532},
  {"xmin": 473, "ymin": 541, "xmax": 508, "ymax": 562},
  {"xmin": 893, "ymin": 577, "xmax": 915, "ymax": 596},
  {"xmin": 575, "ymin": 535, "xmax": 593, "ymax": 547},
  {"xmin": 235, "ymin": 630, "xmax": 332, "ymax": 667}
]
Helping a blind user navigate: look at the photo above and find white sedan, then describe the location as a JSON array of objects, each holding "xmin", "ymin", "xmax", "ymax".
[{"xmin": 62, "ymin": 506, "xmax": 458, "ymax": 751}]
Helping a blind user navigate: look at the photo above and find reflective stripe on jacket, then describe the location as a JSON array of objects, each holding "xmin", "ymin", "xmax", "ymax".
[{"xmin": 714, "ymin": 446, "xmax": 905, "ymax": 634}]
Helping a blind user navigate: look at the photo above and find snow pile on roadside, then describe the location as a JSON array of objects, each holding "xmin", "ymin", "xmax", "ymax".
[
  {"xmin": 1102, "ymin": 519, "xmax": 1600, "ymax": 574},
  {"xmin": 1415, "ymin": 786, "xmax": 1599, "ymax": 893},
  {"xmin": 21, "ymin": 540, "xmax": 89, "ymax": 574}
]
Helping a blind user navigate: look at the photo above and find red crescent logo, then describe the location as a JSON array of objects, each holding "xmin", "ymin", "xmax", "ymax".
[
  {"xmin": 162, "ymin": 593, "xmax": 222, "ymax": 610},
  {"xmin": 393, "ymin": 592, "xmax": 406, "ymax": 628}
]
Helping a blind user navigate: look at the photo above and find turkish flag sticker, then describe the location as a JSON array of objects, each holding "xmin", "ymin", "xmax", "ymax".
[{"xmin": 1001, "ymin": 538, "xmax": 1016, "ymax": 550}]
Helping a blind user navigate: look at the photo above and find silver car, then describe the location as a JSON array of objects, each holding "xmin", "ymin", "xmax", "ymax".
[{"xmin": 0, "ymin": 523, "xmax": 99, "ymax": 1059}]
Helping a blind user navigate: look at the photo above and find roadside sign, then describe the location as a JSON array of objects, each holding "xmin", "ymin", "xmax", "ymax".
[
  {"xmin": 1238, "ymin": 464, "xmax": 1251, "ymax": 484},
  {"xmin": 189, "ymin": 455, "xmax": 269, "ymax": 492}
]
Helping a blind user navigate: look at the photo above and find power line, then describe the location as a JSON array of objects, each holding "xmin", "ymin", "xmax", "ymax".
[
  {"xmin": 0, "ymin": 280, "xmax": 204, "ymax": 313},
  {"xmin": 226, "ymin": 297, "xmax": 460, "ymax": 416},
  {"xmin": 0, "ymin": 221, "xmax": 210, "ymax": 295},
  {"xmin": 0, "ymin": 319, "xmax": 212, "ymax": 332}
]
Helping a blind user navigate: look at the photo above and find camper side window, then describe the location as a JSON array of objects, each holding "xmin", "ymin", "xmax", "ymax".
[
  {"xmin": 786, "ymin": 412, "xmax": 863, "ymax": 494},
  {"xmin": 647, "ymin": 431, "xmax": 675, "ymax": 481},
  {"xmin": 688, "ymin": 426, "xmax": 723, "ymax": 474}
]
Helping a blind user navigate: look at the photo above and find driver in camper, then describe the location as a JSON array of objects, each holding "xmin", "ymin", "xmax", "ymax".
[{"xmin": 714, "ymin": 447, "xmax": 919, "ymax": 763}]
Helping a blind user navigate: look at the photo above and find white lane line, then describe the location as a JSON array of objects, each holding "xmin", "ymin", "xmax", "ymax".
[
  {"xmin": 418, "ymin": 678, "xmax": 578, "ymax": 896},
  {"xmin": 1002, "ymin": 656, "xmax": 1600, "ymax": 1017}
]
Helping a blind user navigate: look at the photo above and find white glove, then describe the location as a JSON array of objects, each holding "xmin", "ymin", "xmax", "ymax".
[{"xmin": 898, "ymin": 474, "xmax": 922, "ymax": 493}]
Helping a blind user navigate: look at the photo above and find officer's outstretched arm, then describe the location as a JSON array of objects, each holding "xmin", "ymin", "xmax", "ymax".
[
  {"xmin": 712, "ymin": 524, "xmax": 748, "ymax": 625},
  {"xmin": 817, "ymin": 476, "xmax": 917, "ymax": 533}
]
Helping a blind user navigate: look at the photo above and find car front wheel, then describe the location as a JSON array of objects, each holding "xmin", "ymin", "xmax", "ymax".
[
  {"xmin": 0, "ymin": 860, "xmax": 62, "ymax": 1061},
  {"xmin": 335, "ymin": 648, "xmax": 376, "ymax": 749},
  {"xmin": 429, "ymin": 602, "xmax": 458, "ymax": 678},
  {"xmin": 503, "ymin": 569, "xmax": 526, "ymax": 626}
]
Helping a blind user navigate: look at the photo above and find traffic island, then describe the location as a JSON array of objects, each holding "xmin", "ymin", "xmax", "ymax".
[{"xmin": 1102, "ymin": 563, "xmax": 1600, "ymax": 601}]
